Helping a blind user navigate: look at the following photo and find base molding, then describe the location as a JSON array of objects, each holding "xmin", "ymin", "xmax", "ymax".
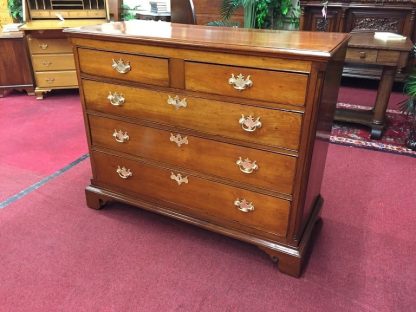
[{"xmin": 85, "ymin": 185, "xmax": 323, "ymax": 277}]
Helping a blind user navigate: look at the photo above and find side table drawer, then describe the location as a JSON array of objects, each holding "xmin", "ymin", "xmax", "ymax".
[
  {"xmin": 92, "ymin": 150, "xmax": 290, "ymax": 237},
  {"xmin": 346, "ymin": 48, "xmax": 378, "ymax": 63},
  {"xmin": 35, "ymin": 71, "xmax": 78, "ymax": 88},
  {"xmin": 28, "ymin": 38, "xmax": 72, "ymax": 54},
  {"xmin": 32, "ymin": 54, "xmax": 76, "ymax": 71}
]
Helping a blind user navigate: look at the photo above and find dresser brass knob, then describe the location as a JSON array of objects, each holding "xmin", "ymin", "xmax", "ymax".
[
  {"xmin": 112, "ymin": 58, "xmax": 131, "ymax": 74},
  {"xmin": 359, "ymin": 51, "xmax": 367, "ymax": 59},
  {"xmin": 45, "ymin": 78, "xmax": 55, "ymax": 83},
  {"xmin": 116, "ymin": 166, "xmax": 132, "ymax": 179},
  {"xmin": 113, "ymin": 130, "xmax": 129, "ymax": 143},
  {"xmin": 107, "ymin": 92, "xmax": 125, "ymax": 106},
  {"xmin": 167, "ymin": 95, "xmax": 187, "ymax": 110},
  {"xmin": 234, "ymin": 198, "xmax": 255, "ymax": 212},
  {"xmin": 229, "ymin": 73, "xmax": 253, "ymax": 91},
  {"xmin": 170, "ymin": 172, "xmax": 188, "ymax": 185},
  {"xmin": 239, "ymin": 114, "xmax": 262, "ymax": 132},
  {"xmin": 236, "ymin": 157, "xmax": 258, "ymax": 174},
  {"xmin": 170, "ymin": 133, "xmax": 188, "ymax": 147},
  {"xmin": 39, "ymin": 43, "xmax": 48, "ymax": 50},
  {"xmin": 42, "ymin": 60, "xmax": 52, "ymax": 66}
]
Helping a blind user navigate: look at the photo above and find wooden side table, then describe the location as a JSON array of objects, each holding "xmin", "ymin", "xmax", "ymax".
[
  {"xmin": 334, "ymin": 32, "xmax": 414, "ymax": 139},
  {"xmin": 0, "ymin": 30, "xmax": 34, "ymax": 97}
]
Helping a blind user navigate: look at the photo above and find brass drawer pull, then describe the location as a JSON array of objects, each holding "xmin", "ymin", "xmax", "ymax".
[
  {"xmin": 113, "ymin": 129, "xmax": 129, "ymax": 143},
  {"xmin": 234, "ymin": 198, "xmax": 255, "ymax": 212},
  {"xmin": 236, "ymin": 157, "xmax": 258, "ymax": 174},
  {"xmin": 42, "ymin": 60, "xmax": 52, "ymax": 66},
  {"xmin": 170, "ymin": 172, "xmax": 188, "ymax": 185},
  {"xmin": 239, "ymin": 114, "xmax": 262, "ymax": 132},
  {"xmin": 39, "ymin": 43, "xmax": 48, "ymax": 50},
  {"xmin": 359, "ymin": 51, "xmax": 367, "ymax": 59},
  {"xmin": 107, "ymin": 92, "xmax": 125, "ymax": 106},
  {"xmin": 170, "ymin": 133, "xmax": 188, "ymax": 147},
  {"xmin": 229, "ymin": 73, "xmax": 253, "ymax": 91},
  {"xmin": 112, "ymin": 58, "xmax": 131, "ymax": 74},
  {"xmin": 116, "ymin": 166, "xmax": 132, "ymax": 179},
  {"xmin": 167, "ymin": 95, "xmax": 187, "ymax": 110},
  {"xmin": 45, "ymin": 78, "xmax": 55, "ymax": 83}
]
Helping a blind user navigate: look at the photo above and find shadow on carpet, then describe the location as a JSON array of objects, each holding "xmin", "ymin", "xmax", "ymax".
[{"xmin": 331, "ymin": 103, "xmax": 416, "ymax": 157}]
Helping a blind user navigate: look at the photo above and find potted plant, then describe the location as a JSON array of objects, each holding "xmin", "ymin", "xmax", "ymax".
[
  {"xmin": 400, "ymin": 64, "xmax": 416, "ymax": 150},
  {"xmin": 216, "ymin": 0, "xmax": 300, "ymax": 29},
  {"xmin": 7, "ymin": 0, "xmax": 23, "ymax": 23}
]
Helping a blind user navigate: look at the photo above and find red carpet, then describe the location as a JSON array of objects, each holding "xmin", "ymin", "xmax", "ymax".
[
  {"xmin": 0, "ymin": 144, "xmax": 415, "ymax": 311},
  {"xmin": 0, "ymin": 90, "xmax": 87, "ymax": 200}
]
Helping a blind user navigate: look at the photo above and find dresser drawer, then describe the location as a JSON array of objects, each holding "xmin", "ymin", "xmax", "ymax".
[
  {"xmin": 28, "ymin": 38, "xmax": 72, "ymax": 54},
  {"xmin": 35, "ymin": 71, "xmax": 78, "ymax": 88},
  {"xmin": 346, "ymin": 48, "xmax": 378, "ymax": 63},
  {"xmin": 92, "ymin": 150, "xmax": 290, "ymax": 237},
  {"xmin": 32, "ymin": 54, "xmax": 76, "ymax": 71},
  {"xmin": 82, "ymin": 80, "xmax": 302, "ymax": 150},
  {"xmin": 77, "ymin": 48, "xmax": 169, "ymax": 87},
  {"xmin": 89, "ymin": 115, "xmax": 297, "ymax": 194},
  {"xmin": 185, "ymin": 62, "xmax": 308, "ymax": 106}
]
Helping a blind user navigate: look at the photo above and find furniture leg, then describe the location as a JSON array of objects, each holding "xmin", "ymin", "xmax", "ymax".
[
  {"xmin": 370, "ymin": 66, "xmax": 396, "ymax": 139},
  {"xmin": 85, "ymin": 187, "xmax": 109, "ymax": 210}
]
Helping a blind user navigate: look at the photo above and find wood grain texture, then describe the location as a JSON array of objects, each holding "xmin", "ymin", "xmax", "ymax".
[
  {"xmin": 88, "ymin": 114, "xmax": 297, "ymax": 195},
  {"xmin": 32, "ymin": 54, "xmax": 76, "ymax": 71},
  {"xmin": 82, "ymin": 79, "xmax": 302, "ymax": 151},
  {"xmin": 78, "ymin": 48, "xmax": 169, "ymax": 87},
  {"xmin": 92, "ymin": 150, "xmax": 291, "ymax": 237},
  {"xmin": 185, "ymin": 62, "xmax": 308, "ymax": 106},
  {"xmin": 27, "ymin": 38, "xmax": 73, "ymax": 54},
  {"xmin": 35, "ymin": 70, "xmax": 77, "ymax": 87}
]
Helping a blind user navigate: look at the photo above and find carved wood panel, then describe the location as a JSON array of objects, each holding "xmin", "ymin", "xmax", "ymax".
[{"xmin": 346, "ymin": 9, "xmax": 407, "ymax": 34}]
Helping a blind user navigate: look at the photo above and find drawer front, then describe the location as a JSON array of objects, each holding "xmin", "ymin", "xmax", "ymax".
[
  {"xmin": 82, "ymin": 80, "xmax": 302, "ymax": 150},
  {"xmin": 92, "ymin": 150, "xmax": 290, "ymax": 237},
  {"xmin": 89, "ymin": 115, "xmax": 297, "ymax": 194},
  {"xmin": 28, "ymin": 38, "xmax": 72, "ymax": 54},
  {"xmin": 185, "ymin": 62, "xmax": 308, "ymax": 106},
  {"xmin": 77, "ymin": 48, "xmax": 169, "ymax": 87},
  {"xmin": 32, "ymin": 54, "xmax": 76, "ymax": 71},
  {"xmin": 35, "ymin": 71, "xmax": 78, "ymax": 88},
  {"xmin": 346, "ymin": 48, "xmax": 378, "ymax": 63}
]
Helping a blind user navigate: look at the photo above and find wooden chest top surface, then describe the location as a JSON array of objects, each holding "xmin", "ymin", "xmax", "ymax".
[{"xmin": 64, "ymin": 20, "xmax": 350, "ymax": 60}]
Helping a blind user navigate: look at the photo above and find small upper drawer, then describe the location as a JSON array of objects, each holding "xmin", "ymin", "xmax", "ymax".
[
  {"xmin": 32, "ymin": 54, "xmax": 76, "ymax": 71},
  {"xmin": 28, "ymin": 38, "xmax": 72, "ymax": 54},
  {"xmin": 77, "ymin": 48, "xmax": 169, "ymax": 87},
  {"xmin": 185, "ymin": 62, "xmax": 308, "ymax": 106},
  {"xmin": 82, "ymin": 79, "xmax": 302, "ymax": 151},
  {"xmin": 346, "ymin": 48, "xmax": 378, "ymax": 63}
]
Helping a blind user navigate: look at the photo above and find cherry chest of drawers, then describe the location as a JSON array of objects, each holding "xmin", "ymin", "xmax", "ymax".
[{"xmin": 65, "ymin": 21, "xmax": 349, "ymax": 277}]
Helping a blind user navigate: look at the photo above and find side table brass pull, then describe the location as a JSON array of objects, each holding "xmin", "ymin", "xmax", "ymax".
[
  {"xmin": 229, "ymin": 73, "xmax": 253, "ymax": 91},
  {"xmin": 236, "ymin": 157, "xmax": 258, "ymax": 174},
  {"xmin": 113, "ymin": 130, "xmax": 129, "ymax": 143},
  {"xmin": 42, "ymin": 60, "xmax": 52, "ymax": 66},
  {"xmin": 170, "ymin": 133, "xmax": 188, "ymax": 147},
  {"xmin": 239, "ymin": 114, "xmax": 262, "ymax": 132},
  {"xmin": 234, "ymin": 198, "xmax": 255, "ymax": 212},
  {"xmin": 170, "ymin": 172, "xmax": 188, "ymax": 185},
  {"xmin": 39, "ymin": 43, "xmax": 48, "ymax": 50},
  {"xmin": 167, "ymin": 95, "xmax": 187, "ymax": 110},
  {"xmin": 112, "ymin": 58, "xmax": 131, "ymax": 74},
  {"xmin": 116, "ymin": 166, "xmax": 132, "ymax": 179},
  {"xmin": 108, "ymin": 92, "xmax": 125, "ymax": 106},
  {"xmin": 359, "ymin": 51, "xmax": 367, "ymax": 59},
  {"xmin": 45, "ymin": 78, "xmax": 55, "ymax": 83}
]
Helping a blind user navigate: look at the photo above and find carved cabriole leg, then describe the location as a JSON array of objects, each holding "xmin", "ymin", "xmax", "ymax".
[
  {"xmin": 85, "ymin": 187, "xmax": 109, "ymax": 210},
  {"xmin": 258, "ymin": 247, "xmax": 302, "ymax": 277}
]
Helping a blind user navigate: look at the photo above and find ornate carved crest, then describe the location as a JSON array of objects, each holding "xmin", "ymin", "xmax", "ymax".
[{"xmin": 352, "ymin": 17, "xmax": 400, "ymax": 32}]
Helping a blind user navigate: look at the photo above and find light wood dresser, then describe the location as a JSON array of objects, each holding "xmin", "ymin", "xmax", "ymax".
[
  {"xmin": 20, "ymin": 0, "xmax": 108, "ymax": 99},
  {"xmin": 65, "ymin": 20, "xmax": 349, "ymax": 277}
]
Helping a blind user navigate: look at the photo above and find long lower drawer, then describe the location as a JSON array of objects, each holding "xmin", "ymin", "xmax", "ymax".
[
  {"xmin": 35, "ymin": 70, "xmax": 78, "ymax": 88},
  {"xmin": 91, "ymin": 150, "xmax": 290, "ymax": 237},
  {"xmin": 89, "ymin": 114, "xmax": 296, "ymax": 195}
]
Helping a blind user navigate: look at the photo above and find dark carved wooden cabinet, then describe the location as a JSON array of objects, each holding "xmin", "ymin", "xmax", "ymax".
[
  {"xmin": 65, "ymin": 21, "xmax": 349, "ymax": 277},
  {"xmin": 300, "ymin": 0, "xmax": 416, "ymax": 79}
]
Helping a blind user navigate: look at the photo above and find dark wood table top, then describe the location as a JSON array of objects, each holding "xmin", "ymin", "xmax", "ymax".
[
  {"xmin": 64, "ymin": 20, "xmax": 350, "ymax": 60},
  {"xmin": 348, "ymin": 32, "xmax": 414, "ymax": 51}
]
